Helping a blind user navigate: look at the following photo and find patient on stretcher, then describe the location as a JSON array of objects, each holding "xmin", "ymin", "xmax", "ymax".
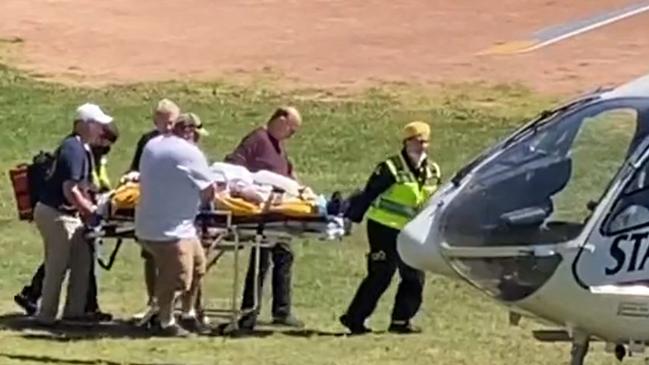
[{"xmin": 104, "ymin": 163, "xmax": 341, "ymax": 219}]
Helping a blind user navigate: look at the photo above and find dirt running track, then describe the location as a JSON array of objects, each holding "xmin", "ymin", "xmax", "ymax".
[{"xmin": 0, "ymin": 0, "xmax": 647, "ymax": 94}]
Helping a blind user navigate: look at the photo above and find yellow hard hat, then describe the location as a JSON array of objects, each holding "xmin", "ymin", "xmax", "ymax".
[{"xmin": 402, "ymin": 121, "xmax": 430, "ymax": 141}]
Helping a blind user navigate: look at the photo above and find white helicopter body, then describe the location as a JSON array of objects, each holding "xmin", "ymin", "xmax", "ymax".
[{"xmin": 398, "ymin": 74, "xmax": 649, "ymax": 364}]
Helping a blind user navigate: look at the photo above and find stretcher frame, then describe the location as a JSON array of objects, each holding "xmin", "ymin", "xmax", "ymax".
[{"xmin": 86, "ymin": 201, "xmax": 339, "ymax": 335}]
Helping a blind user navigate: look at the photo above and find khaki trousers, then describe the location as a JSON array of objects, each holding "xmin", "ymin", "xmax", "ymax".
[
  {"xmin": 33, "ymin": 203, "xmax": 91, "ymax": 323},
  {"xmin": 140, "ymin": 238, "xmax": 206, "ymax": 325}
]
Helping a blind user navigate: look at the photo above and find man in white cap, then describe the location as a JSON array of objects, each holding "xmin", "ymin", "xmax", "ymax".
[{"xmin": 32, "ymin": 103, "xmax": 113, "ymax": 326}]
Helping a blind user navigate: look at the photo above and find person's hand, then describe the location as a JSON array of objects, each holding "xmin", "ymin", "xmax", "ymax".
[
  {"xmin": 343, "ymin": 218, "xmax": 353, "ymax": 236},
  {"xmin": 84, "ymin": 211, "xmax": 103, "ymax": 228},
  {"xmin": 300, "ymin": 186, "xmax": 315, "ymax": 199},
  {"xmin": 120, "ymin": 171, "xmax": 140, "ymax": 185}
]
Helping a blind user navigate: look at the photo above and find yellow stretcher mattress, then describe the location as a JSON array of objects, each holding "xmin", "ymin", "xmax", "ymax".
[{"xmin": 109, "ymin": 182, "xmax": 320, "ymax": 218}]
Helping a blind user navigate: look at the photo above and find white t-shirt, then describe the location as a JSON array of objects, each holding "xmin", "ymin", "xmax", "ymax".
[{"xmin": 135, "ymin": 135, "xmax": 214, "ymax": 241}]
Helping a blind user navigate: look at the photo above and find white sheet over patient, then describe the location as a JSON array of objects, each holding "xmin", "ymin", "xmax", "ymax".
[{"xmin": 209, "ymin": 162, "xmax": 302, "ymax": 197}]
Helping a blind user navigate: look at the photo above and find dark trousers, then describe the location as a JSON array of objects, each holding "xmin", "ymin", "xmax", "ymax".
[
  {"xmin": 343, "ymin": 219, "xmax": 425, "ymax": 324},
  {"xmin": 21, "ymin": 255, "xmax": 99, "ymax": 313},
  {"xmin": 240, "ymin": 241, "xmax": 293, "ymax": 326}
]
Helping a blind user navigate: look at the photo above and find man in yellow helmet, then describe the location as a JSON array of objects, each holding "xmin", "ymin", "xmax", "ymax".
[{"xmin": 339, "ymin": 121, "xmax": 440, "ymax": 335}]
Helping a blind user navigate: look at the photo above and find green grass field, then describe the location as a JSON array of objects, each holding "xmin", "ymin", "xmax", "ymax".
[{"xmin": 0, "ymin": 65, "xmax": 628, "ymax": 364}]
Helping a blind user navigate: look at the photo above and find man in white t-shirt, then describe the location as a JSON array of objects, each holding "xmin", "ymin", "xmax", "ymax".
[{"xmin": 135, "ymin": 129, "xmax": 217, "ymax": 337}]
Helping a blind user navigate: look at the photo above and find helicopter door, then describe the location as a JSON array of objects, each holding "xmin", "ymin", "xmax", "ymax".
[{"xmin": 574, "ymin": 142, "xmax": 649, "ymax": 289}]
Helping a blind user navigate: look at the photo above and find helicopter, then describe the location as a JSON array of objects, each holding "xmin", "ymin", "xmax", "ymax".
[{"xmin": 397, "ymin": 73, "xmax": 649, "ymax": 365}]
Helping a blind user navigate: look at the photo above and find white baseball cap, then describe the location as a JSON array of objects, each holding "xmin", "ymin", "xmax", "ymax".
[{"xmin": 75, "ymin": 103, "xmax": 113, "ymax": 124}]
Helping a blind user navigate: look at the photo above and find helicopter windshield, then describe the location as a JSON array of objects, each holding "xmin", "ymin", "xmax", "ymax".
[
  {"xmin": 439, "ymin": 97, "xmax": 649, "ymax": 301},
  {"xmin": 451, "ymin": 94, "xmax": 601, "ymax": 186}
]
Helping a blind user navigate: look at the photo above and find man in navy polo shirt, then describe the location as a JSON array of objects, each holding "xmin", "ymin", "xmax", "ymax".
[{"xmin": 33, "ymin": 103, "xmax": 113, "ymax": 326}]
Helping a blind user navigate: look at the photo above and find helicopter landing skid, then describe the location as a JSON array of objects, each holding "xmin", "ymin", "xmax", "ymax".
[{"xmin": 569, "ymin": 336, "xmax": 590, "ymax": 365}]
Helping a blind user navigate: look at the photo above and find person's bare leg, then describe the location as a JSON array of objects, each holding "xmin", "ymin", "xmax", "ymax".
[
  {"xmin": 181, "ymin": 274, "xmax": 203, "ymax": 315},
  {"xmin": 144, "ymin": 257, "xmax": 157, "ymax": 306},
  {"xmin": 179, "ymin": 239, "xmax": 208, "ymax": 333}
]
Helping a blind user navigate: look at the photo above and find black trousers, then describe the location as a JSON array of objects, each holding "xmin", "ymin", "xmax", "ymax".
[
  {"xmin": 240, "ymin": 241, "xmax": 293, "ymax": 326},
  {"xmin": 343, "ymin": 219, "xmax": 425, "ymax": 324},
  {"xmin": 21, "ymin": 249, "xmax": 100, "ymax": 313}
]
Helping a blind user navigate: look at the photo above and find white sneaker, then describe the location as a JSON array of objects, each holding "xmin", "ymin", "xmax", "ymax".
[
  {"xmin": 132, "ymin": 305, "xmax": 158, "ymax": 327},
  {"xmin": 131, "ymin": 308, "xmax": 151, "ymax": 321}
]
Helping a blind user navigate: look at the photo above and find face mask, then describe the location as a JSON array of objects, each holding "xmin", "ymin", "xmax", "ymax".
[{"xmin": 91, "ymin": 145, "xmax": 111, "ymax": 158}]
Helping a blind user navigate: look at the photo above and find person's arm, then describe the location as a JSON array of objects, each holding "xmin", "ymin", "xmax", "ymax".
[
  {"xmin": 344, "ymin": 162, "xmax": 396, "ymax": 223},
  {"xmin": 287, "ymin": 159, "xmax": 296, "ymax": 180},
  {"xmin": 58, "ymin": 142, "xmax": 97, "ymax": 218},
  {"xmin": 129, "ymin": 135, "xmax": 148, "ymax": 172},
  {"xmin": 63, "ymin": 181, "xmax": 96, "ymax": 217},
  {"xmin": 224, "ymin": 134, "xmax": 257, "ymax": 166},
  {"xmin": 180, "ymin": 146, "xmax": 221, "ymax": 203}
]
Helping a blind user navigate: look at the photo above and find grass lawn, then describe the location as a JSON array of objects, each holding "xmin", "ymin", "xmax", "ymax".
[{"xmin": 0, "ymin": 65, "xmax": 626, "ymax": 364}]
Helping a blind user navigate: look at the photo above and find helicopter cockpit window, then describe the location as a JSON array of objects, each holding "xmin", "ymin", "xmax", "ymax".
[
  {"xmin": 605, "ymin": 156, "xmax": 649, "ymax": 235},
  {"xmin": 440, "ymin": 101, "xmax": 641, "ymax": 302},
  {"xmin": 441, "ymin": 103, "xmax": 639, "ymax": 248}
]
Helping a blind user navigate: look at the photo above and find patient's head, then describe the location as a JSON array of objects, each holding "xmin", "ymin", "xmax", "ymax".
[{"xmin": 267, "ymin": 106, "xmax": 302, "ymax": 141}]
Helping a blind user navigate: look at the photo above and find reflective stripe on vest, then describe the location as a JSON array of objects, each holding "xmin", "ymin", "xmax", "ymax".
[
  {"xmin": 374, "ymin": 196, "xmax": 418, "ymax": 218},
  {"xmin": 92, "ymin": 157, "xmax": 111, "ymax": 191}
]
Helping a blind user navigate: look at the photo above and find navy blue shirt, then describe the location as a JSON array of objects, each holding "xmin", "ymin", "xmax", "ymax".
[
  {"xmin": 130, "ymin": 129, "xmax": 161, "ymax": 172},
  {"xmin": 40, "ymin": 135, "xmax": 91, "ymax": 211}
]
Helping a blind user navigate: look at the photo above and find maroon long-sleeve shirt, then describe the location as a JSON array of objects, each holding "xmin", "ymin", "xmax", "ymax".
[{"xmin": 224, "ymin": 127, "xmax": 293, "ymax": 178}]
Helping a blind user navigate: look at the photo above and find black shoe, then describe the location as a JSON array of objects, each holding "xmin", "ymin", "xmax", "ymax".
[
  {"xmin": 86, "ymin": 310, "xmax": 113, "ymax": 322},
  {"xmin": 14, "ymin": 293, "xmax": 37, "ymax": 316},
  {"xmin": 62, "ymin": 310, "xmax": 112, "ymax": 324},
  {"xmin": 179, "ymin": 316, "xmax": 211, "ymax": 335},
  {"xmin": 237, "ymin": 314, "xmax": 256, "ymax": 330},
  {"xmin": 272, "ymin": 315, "xmax": 304, "ymax": 328},
  {"xmin": 388, "ymin": 322, "xmax": 422, "ymax": 334},
  {"xmin": 339, "ymin": 314, "xmax": 371, "ymax": 335}
]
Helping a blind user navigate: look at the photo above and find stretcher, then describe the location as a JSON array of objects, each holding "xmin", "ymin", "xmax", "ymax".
[{"xmin": 86, "ymin": 183, "xmax": 349, "ymax": 334}]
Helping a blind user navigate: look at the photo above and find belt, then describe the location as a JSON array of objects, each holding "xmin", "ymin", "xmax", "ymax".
[{"xmin": 53, "ymin": 205, "xmax": 79, "ymax": 216}]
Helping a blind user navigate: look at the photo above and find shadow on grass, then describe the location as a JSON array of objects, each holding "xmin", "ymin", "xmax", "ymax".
[
  {"xmin": 211, "ymin": 326, "xmax": 350, "ymax": 339},
  {"xmin": 0, "ymin": 352, "xmax": 183, "ymax": 365},
  {"xmin": 0, "ymin": 312, "xmax": 352, "ymax": 341},
  {"xmin": 0, "ymin": 312, "xmax": 152, "ymax": 341}
]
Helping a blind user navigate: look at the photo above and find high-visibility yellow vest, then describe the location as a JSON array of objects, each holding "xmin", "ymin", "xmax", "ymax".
[
  {"xmin": 92, "ymin": 155, "xmax": 111, "ymax": 192},
  {"xmin": 366, "ymin": 154, "xmax": 441, "ymax": 230}
]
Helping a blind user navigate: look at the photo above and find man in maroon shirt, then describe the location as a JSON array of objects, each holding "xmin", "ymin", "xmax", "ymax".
[{"xmin": 225, "ymin": 106, "xmax": 304, "ymax": 330}]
